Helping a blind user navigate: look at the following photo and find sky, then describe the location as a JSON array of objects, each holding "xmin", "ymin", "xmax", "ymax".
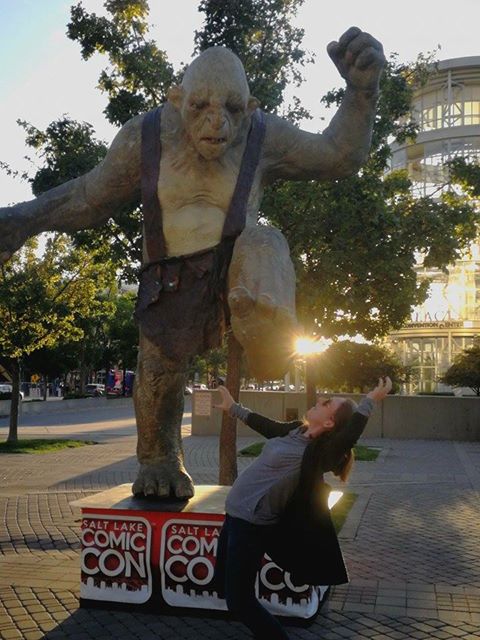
[{"xmin": 1, "ymin": 0, "xmax": 480, "ymax": 206}]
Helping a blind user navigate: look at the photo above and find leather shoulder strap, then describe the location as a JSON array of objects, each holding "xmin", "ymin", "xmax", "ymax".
[
  {"xmin": 222, "ymin": 109, "xmax": 266, "ymax": 240},
  {"xmin": 141, "ymin": 106, "xmax": 167, "ymax": 263}
]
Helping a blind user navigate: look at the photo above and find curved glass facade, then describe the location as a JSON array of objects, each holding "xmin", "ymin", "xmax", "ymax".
[{"xmin": 388, "ymin": 57, "xmax": 480, "ymax": 394}]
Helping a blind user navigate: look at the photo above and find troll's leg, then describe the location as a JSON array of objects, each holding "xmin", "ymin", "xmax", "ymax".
[
  {"xmin": 132, "ymin": 332, "xmax": 193, "ymax": 498},
  {"xmin": 228, "ymin": 225, "xmax": 298, "ymax": 380}
]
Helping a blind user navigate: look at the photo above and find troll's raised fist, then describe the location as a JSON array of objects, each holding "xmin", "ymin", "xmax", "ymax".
[{"xmin": 327, "ymin": 26, "xmax": 386, "ymax": 92}]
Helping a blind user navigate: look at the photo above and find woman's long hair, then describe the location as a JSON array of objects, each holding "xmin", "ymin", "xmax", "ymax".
[
  {"xmin": 330, "ymin": 399, "xmax": 357, "ymax": 482},
  {"xmin": 294, "ymin": 399, "xmax": 357, "ymax": 505}
]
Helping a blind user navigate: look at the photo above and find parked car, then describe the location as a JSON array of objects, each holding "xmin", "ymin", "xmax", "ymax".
[
  {"xmin": 193, "ymin": 383, "xmax": 208, "ymax": 390},
  {"xmin": 0, "ymin": 383, "xmax": 24, "ymax": 399},
  {"xmin": 85, "ymin": 383, "xmax": 105, "ymax": 397}
]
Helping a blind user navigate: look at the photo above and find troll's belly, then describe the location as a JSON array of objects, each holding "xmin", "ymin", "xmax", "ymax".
[{"xmin": 161, "ymin": 203, "xmax": 226, "ymax": 256}]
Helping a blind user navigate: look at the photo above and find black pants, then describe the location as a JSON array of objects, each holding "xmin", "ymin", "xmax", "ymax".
[{"xmin": 214, "ymin": 514, "xmax": 290, "ymax": 640}]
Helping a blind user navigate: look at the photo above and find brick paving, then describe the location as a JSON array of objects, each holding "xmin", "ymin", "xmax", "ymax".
[{"xmin": 1, "ymin": 400, "xmax": 480, "ymax": 639}]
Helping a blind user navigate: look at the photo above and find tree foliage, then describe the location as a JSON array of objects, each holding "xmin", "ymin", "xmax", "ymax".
[
  {"xmin": 195, "ymin": 0, "xmax": 312, "ymax": 120},
  {"xmin": 313, "ymin": 340, "xmax": 408, "ymax": 393},
  {"xmin": 439, "ymin": 338, "xmax": 480, "ymax": 396},
  {"xmin": 22, "ymin": 289, "xmax": 138, "ymax": 393},
  {"xmin": 0, "ymin": 236, "xmax": 116, "ymax": 439},
  {"xmin": 448, "ymin": 156, "xmax": 480, "ymax": 199},
  {"xmin": 106, "ymin": 290, "xmax": 139, "ymax": 371},
  {"xmin": 23, "ymin": 342, "xmax": 82, "ymax": 384},
  {"xmin": 0, "ymin": 236, "xmax": 114, "ymax": 360},
  {"xmin": 16, "ymin": 116, "xmax": 143, "ymax": 282},
  {"xmin": 18, "ymin": 117, "xmax": 108, "ymax": 196},
  {"xmin": 68, "ymin": 0, "xmax": 174, "ymax": 126},
  {"xmin": 189, "ymin": 345, "xmax": 227, "ymax": 385}
]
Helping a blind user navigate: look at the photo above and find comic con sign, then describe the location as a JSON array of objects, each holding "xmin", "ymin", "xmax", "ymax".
[
  {"xmin": 80, "ymin": 515, "xmax": 152, "ymax": 604},
  {"xmin": 160, "ymin": 517, "xmax": 322, "ymax": 617}
]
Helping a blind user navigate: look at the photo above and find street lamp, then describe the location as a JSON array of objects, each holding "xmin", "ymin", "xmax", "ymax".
[{"xmin": 294, "ymin": 336, "xmax": 331, "ymax": 408}]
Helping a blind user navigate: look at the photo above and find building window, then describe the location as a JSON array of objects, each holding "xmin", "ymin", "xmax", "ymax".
[
  {"xmin": 464, "ymin": 101, "xmax": 480, "ymax": 125},
  {"xmin": 419, "ymin": 100, "xmax": 480, "ymax": 130}
]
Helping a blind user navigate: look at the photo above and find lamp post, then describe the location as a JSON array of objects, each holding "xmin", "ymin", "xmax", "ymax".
[{"xmin": 295, "ymin": 337, "xmax": 331, "ymax": 409}]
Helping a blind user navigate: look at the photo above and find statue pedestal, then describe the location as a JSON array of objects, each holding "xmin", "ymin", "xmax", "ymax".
[{"xmin": 71, "ymin": 484, "xmax": 328, "ymax": 621}]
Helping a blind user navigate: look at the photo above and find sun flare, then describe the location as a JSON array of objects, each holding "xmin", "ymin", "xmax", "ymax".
[{"xmin": 294, "ymin": 336, "xmax": 331, "ymax": 356}]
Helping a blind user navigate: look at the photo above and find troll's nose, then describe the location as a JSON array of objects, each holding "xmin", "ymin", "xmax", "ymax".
[{"xmin": 206, "ymin": 107, "xmax": 227, "ymax": 130}]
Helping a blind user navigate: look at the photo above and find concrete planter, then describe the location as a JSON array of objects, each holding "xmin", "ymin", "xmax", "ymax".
[{"xmin": 191, "ymin": 391, "xmax": 480, "ymax": 441}]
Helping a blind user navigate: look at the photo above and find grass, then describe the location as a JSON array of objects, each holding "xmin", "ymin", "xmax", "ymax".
[
  {"xmin": 238, "ymin": 441, "xmax": 266, "ymax": 457},
  {"xmin": 353, "ymin": 445, "xmax": 380, "ymax": 461},
  {"xmin": 331, "ymin": 492, "xmax": 357, "ymax": 533},
  {"xmin": 238, "ymin": 441, "xmax": 380, "ymax": 461},
  {"xmin": 0, "ymin": 439, "xmax": 97, "ymax": 454}
]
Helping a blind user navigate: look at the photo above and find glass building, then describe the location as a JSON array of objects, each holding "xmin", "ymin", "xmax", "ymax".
[{"xmin": 387, "ymin": 57, "xmax": 480, "ymax": 393}]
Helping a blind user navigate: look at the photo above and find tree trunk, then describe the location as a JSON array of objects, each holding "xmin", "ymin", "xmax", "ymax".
[
  {"xmin": 104, "ymin": 356, "xmax": 111, "ymax": 394},
  {"xmin": 78, "ymin": 339, "xmax": 88, "ymax": 395},
  {"xmin": 7, "ymin": 359, "xmax": 21, "ymax": 443},
  {"xmin": 218, "ymin": 332, "xmax": 242, "ymax": 486}
]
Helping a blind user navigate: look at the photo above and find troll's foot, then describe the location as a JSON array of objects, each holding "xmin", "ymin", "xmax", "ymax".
[{"xmin": 132, "ymin": 461, "xmax": 194, "ymax": 499}]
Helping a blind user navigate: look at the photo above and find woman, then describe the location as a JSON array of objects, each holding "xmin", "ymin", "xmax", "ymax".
[{"xmin": 213, "ymin": 377, "xmax": 392, "ymax": 640}]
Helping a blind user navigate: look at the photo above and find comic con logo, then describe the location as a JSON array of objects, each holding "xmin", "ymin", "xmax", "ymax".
[
  {"xmin": 161, "ymin": 520, "xmax": 221, "ymax": 593},
  {"xmin": 81, "ymin": 516, "xmax": 152, "ymax": 591}
]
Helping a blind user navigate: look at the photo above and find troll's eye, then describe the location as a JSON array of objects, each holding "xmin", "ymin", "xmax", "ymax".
[
  {"xmin": 227, "ymin": 103, "xmax": 243, "ymax": 114},
  {"xmin": 190, "ymin": 100, "xmax": 207, "ymax": 111}
]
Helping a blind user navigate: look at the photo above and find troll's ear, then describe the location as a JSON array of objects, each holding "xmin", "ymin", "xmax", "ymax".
[
  {"xmin": 247, "ymin": 96, "xmax": 259, "ymax": 114},
  {"xmin": 167, "ymin": 85, "xmax": 184, "ymax": 110}
]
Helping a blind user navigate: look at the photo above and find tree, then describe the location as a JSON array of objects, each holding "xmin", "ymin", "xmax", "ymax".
[
  {"xmin": 20, "ymin": 117, "xmax": 108, "ymax": 196},
  {"xmin": 263, "ymin": 54, "xmax": 479, "ymax": 340},
  {"xmin": 22, "ymin": 342, "xmax": 82, "ymax": 397},
  {"xmin": 22, "ymin": 289, "xmax": 138, "ymax": 397},
  {"xmin": 68, "ymin": 0, "xmax": 174, "ymax": 126},
  {"xmin": 313, "ymin": 340, "xmax": 408, "ymax": 393},
  {"xmin": 65, "ymin": 1, "xmax": 178, "ymax": 278},
  {"xmin": 439, "ymin": 338, "xmax": 480, "ymax": 396},
  {"xmin": 106, "ymin": 291, "xmax": 139, "ymax": 394},
  {"xmin": 0, "ymin": 236, "xmax": 116, "ymax": 441},
  {"xmin": 189, "ymin": 345, "xmax": 227, "ymax": 386},
  {"xmin": 11, "ymin": 114, "xmax": 144, "ymax": 282},
  {"xmin": 195, "ymin": 0, "xmax": 312, "ymax": 119},
  {"xmin": 65, "ymin": 291, "xmax": 117, "ymax": 395},
  {"xmin": 448, "ymin": 157, "xmax": 480, "ymax": 198}
]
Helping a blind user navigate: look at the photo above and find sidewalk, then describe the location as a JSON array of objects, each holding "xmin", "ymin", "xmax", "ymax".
[{"xmin": 1, "ymin": 401, "xmax": 480, "ymax": 639}]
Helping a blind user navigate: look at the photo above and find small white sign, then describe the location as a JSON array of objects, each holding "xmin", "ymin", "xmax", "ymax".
[{"xmin": 194, "ymin": 392, "xmax": 212, "ymax": 417}]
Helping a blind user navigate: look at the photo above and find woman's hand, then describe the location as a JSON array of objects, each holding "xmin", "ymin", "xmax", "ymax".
[
  {"xmin": 213, "ymin": 385, "xmax": 235, "ymax": 412},
  {"xmin": 367, "ymin": 377, "xmax": 392, "ymax": 402}
]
